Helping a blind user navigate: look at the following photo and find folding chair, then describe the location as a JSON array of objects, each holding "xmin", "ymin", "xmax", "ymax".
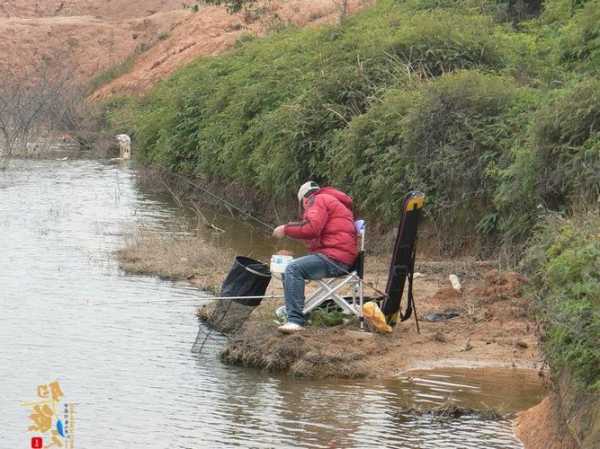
[
  {"xmin": 380, "ymin": 191, "xmax": 425, "ymax": 331},
  {"xmin": 300, "ymin": 191, "xmax": 425, "ymax": 332},
  {"xmin": 302, "ymin": 219, "xmax": 366, "ymax": 327}
]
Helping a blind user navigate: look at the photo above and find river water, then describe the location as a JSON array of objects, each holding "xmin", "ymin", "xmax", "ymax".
[{"xmin": 1, "ymin": 160, "xmax": 544, "ymax": 449}]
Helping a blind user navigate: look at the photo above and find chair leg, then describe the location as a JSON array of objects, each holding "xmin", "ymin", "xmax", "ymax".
[
  {"xmin": 358, "ymin": 280, "xmax": 364, "ymax": 330},
  {"xmin": 351, "ymin": 282, "xmax": 358, "ymax": 315},
  {"xmin": 303, "ymin": 275, "xmax": 360, "ymax": 317},
  {"xmin": 304, "ymin": 279, "xmax": 336, "ymax": 311},
  {"xmin": 412, "ymin": 294, "xmax": 420, "ymax": 334}
]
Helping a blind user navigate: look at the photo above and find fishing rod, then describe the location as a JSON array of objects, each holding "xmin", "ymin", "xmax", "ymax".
[
  {"xmin": 153, "ymin": 168, "xmax": 389, "ymax": 299},
  {"xmin": 157, "ymin": 168, "xmax": 276, "ymax": 231},
  {"xmin": 115, "ymin": 169, "xmax": 393, "ymax": 355},
  {"xmin": 87, "ymin": 294, "xmax": 285, "ymax": 306}
]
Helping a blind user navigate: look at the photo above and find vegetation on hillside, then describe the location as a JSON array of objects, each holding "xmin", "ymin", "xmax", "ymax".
[
  {"xmin": 525, "ymin": 212, "xmax": 600, "ymax": 392},
  {"xmin": 108, "ymin": 0, "xmax": 599, "ymax": 254}
]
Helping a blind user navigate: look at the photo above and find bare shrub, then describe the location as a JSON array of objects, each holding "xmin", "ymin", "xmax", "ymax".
[{"xmin": 0, "ymin": 53, "xmax": 112, "ymax": 158}]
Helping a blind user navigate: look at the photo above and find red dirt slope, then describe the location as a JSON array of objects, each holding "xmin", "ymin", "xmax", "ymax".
[
  {"xmin": 0, "ymin": 0, "xmax": 188, "ymax": 80},
  {"xmin": 90, "ymin": 0, "xmax": 371, "ymax": 100},
  {"xmin": 0, "ymin": 0, "xmax": 371, "ymax": 95},
  {"xmin": 0, "ymin": 0, "xmax": 184, "ymax": 19}
]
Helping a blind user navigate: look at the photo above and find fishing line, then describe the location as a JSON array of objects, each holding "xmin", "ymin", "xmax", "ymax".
[
  {"xmin": 87, "ymin": 294, "xmax": 284, "ymax": 306},
  {"xmin": 156, "ymin": 169, "xmax": 276, "ymax": 231},
  {"xmin": 158, "ymin": 169, "xmax": 389, "ymax": 298},
  {"xmin": 142, "ymin": 169, "xmax": 277, "ymax": 356}
]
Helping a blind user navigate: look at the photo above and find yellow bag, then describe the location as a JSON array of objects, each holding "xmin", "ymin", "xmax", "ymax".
[{"xmin": 362, "ymin": 302, "xmax": 392, "ymax": 333}]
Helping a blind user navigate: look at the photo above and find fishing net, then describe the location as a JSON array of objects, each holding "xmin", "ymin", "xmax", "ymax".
[{"xmin": 192, "ymin": 257, "xmax": 271, "ymax": 353}]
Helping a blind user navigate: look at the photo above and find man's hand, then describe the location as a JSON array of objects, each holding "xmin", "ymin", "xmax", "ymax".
[{"xmin": 272, "ymin": 225, "xmax": 286, "ymax": 239}]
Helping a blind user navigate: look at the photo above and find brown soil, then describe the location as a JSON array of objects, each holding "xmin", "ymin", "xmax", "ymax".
[
  {"xmin": 203, "ymin": 258, "xmax": 542, "ymax": 378},
  {"xmin": 90, "ymin": 0, "xmax": 372, "ymax": 99},
  {"xmin": 0, "ymin": 0, "xmax": 185, "ymax": 19},
  {"xmin": 1, "ymin": 1, "xmax": 370, "ymax": 90},
  {"xmin": 516, "ymin": 394, "xmax": 579, "ymax": 449},
  {"xmin": 0, "ymin": 0, "xmax": 189, "ymax": 80}
]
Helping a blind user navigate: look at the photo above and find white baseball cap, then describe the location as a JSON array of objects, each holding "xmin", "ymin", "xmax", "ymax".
[{"xmin": 297, "ymin": 181, "xmax": 319, "ymax": 202}]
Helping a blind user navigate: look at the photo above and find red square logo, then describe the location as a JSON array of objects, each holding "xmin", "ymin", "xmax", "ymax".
[{"xmin": 31, "ymin": 437, "xmax": 43, "ymax": 449}]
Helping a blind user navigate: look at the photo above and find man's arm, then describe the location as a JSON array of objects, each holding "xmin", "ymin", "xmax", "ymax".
[{"xmin": 284, "ymin": 197, "xmax": 328, "ymax": 240}]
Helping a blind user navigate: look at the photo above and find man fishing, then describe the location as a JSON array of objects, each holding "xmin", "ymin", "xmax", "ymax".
[{"xmin": 272, "ymin": 181, "xmax": 358, "ymax": 333}]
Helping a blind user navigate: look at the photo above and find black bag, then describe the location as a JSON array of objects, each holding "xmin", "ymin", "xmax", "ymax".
[{"xmin": 220, "ymin": 256, "xmax": 271, "ymax": 306}]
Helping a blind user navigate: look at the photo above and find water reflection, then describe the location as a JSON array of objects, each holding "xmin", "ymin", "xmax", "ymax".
[{"xmin": 1, "ymin": 160, "xmax": 542, "ymax": 449}]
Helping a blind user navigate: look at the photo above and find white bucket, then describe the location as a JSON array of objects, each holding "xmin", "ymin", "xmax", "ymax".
[{"xmin": 270, "ymin": 255, "xmax": 293, "ymax": 274}]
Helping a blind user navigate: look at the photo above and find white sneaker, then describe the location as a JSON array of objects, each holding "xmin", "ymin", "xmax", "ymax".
[{"xmin": 278, "ymin": 322, "xmax": 304, "ymax": 334}]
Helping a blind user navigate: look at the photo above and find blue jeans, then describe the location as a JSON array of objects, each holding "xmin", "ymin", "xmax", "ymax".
[{"xmin": 282, "ymin": 254, "xmax": 348, "ymax": 326}]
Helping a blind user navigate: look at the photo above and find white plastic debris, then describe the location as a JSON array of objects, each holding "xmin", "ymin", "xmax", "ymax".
[
  {"xmin": 116, "ymin": 134, "xmax": 131, "ymax": 160},
  {"xmin": 449, "ymin": 274, "xmax": 462, "ymax": 292}
]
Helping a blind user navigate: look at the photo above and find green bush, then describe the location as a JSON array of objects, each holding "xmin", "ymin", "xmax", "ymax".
[
  {"xmin": 249, "ymin": 65, "xmax": 375, "ymax": 197},
  {"xmin": 498, "ymin": 78, "xmax": 600, "ymax": 240},
  {"xmin": 328, "ymin": 86, "xmax": 417, "ymax": 218},
  {"xmin": 331, "ymin": 71, "xmax": 532, "ymax": 252},
  {"xmin": 524, "ymin": 212, "xmax": 600, "ymax": 391},
  {"xmin": 131, "ymin": 24, "xmax": 360, "ymax": 179},
  {"xmin": 404, "ymin": 0, "xmax": 543, "ymax": 23},
  {"xmin": 380, "ymin": 11, "xmax": 510, "ymax": 77},
  {"xmin": 531, "ymin": 79, "xmax": 600, "ymax": 206},
  {"xmin": 560, "ymin": 0, "xmax": 600, "ymax": 72},
  {"xmin": 119, "ymin": 1, "xmax": 515, "ymax": 203},
  {"xmin": 101, "ymin": 0, "xmax": 598, "ymax": 254},
  {"xmin": 542, "ymin": 0, "xmax": 595, "ymax": 24}
]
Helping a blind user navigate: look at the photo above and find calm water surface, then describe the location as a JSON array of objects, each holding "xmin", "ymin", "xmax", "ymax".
[{"xmin": 0, "ymin": 160, "xmax": 543, "ymax": 449}]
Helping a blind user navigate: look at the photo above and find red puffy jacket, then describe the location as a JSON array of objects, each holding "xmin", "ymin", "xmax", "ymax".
[{"xmin": 284, "ymin": 187, "xmax": 358, "ymax": 266}]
